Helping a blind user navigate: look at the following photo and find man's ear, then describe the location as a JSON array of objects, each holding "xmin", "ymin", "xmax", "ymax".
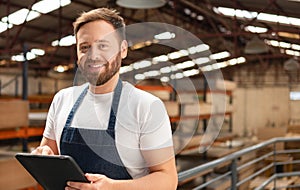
[{"xmin": 120, "ymin": 40, "xmax": 128, "ymax": 59}]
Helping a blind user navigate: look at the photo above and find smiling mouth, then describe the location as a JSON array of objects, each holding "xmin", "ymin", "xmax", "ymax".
[{"xmin": 89, "ymin": 64, "xmax": 105, "ymax": 68}]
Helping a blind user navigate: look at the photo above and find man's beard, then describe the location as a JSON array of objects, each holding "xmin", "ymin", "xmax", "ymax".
[{"xmin": 78, "ymin": 53, "xmax": 122, "ymax": 86}]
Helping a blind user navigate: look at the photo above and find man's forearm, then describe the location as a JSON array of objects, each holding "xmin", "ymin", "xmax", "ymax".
[{"xmin": 111, "ymin": 170, "xmax": 178, "ymax": 190}]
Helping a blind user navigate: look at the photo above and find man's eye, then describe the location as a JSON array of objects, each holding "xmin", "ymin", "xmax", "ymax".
[
  {"xmin": 98, "ymin": 44, "xmax": 109, "ymax": 50},
  {"xmin": 80, "ymin": 45, "xmax": 90, "ymax": 52}
]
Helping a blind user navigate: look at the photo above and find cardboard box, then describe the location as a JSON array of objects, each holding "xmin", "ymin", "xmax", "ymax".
[
  {"xmin": 182, "ymin": 102, "xmax": 212, "ymax": 116},
  {"xmin": 0, "ymin": 100, "xmax": 29, "ymax": 129},
  {"xmin": 256, "ymin": 126, "xmax": 286, "ymax": 141},
  {"xmin": 177, "ymin": 92, "xmax": 199, "ymax": 104},
  {"xmin": 163, "ymin": 101, "xmax": 179, "ymax": 117},
  {"xmin": 287, "ymin": 125, "xmax": 300, "ymax": 134},
  {"xmin": 216, "ymin": 80, "xmax": 237, "ymax": 91}
]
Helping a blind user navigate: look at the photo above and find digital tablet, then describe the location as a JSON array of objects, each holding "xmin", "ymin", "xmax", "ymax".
[{"xmin": 15, "ymin": 153, "xmax": 89, "ymax": 190}]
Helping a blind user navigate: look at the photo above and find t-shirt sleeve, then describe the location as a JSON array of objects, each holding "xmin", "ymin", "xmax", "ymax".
[
  {"xmin": 43, "ymin": 92, "xmax": 60, "ymax": 140},
  {"xmin": 139, "ymin": 98, "xmax": 173, "ymax": 150}
]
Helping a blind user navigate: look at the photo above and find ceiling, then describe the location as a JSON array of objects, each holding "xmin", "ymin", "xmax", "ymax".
[{"xmin": 0, "ymin": 0, "xmax": 299, "ymax": 79}]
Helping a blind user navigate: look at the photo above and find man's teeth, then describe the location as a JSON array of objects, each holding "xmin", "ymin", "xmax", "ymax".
[{"xmin": 90, "ymin": 64, "xmax": 104, "ymax": 68}]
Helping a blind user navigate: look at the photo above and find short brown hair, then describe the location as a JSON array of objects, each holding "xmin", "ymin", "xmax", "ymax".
[{"xmin": 73, "ymin": 8, "xmax": 125, "ymax": 40}]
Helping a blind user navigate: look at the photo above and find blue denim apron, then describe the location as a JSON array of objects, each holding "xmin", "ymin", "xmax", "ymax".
[{"xmin": 60, "ymin": 79, "xmax": 132, "ymax": 179}]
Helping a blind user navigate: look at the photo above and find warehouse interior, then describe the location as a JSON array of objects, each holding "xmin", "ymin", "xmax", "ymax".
[{"xmin": 0, "ymin": 0, "xmax": 300, "ymax": 189}]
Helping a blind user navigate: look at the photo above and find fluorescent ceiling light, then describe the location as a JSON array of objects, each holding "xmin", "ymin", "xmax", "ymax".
[
  {"xmin": 52, "ymin": 35, "xmax": 75, "ymax": 46},
  {"xmin": 154, "ymin": 32, "xmax": 175, "ymax": 40},
  {"xmin": 244, "ymin": 25, "xmax": 268, "ymax": 33},
  {"xmin": 168, "ymin": 52, "xmax": 182, "ymax": 60},
  {"xmin": 52, "ymin": 65, "xmax": 69, "ymax": 73},
  {"xmin": 120, "ymin": 65, "xmax": 133, "ymax": 74},
  {"xmin": 32, "ymin": 0, "xmax": 71, "ymax": 14},
  {"xmin": 209, "ymin": 51, "xmax": 230, "ymax": 60},
  {"xmin": 279, "ymin": 41, "xmax": 291, "ymax": 49},
  {"xmin": 194, "ymin": 57, "xmax": 210, "ymax": 65},
  {"xmin": 215, "ymin": 6, "xmax": 300, "ymax": 27},
  {"xmin": 183, "ymin": 69, "xmax": 199, "ymax": 77},
  {"xmin": 160, "ymin": 76, "xmax": 170, "ymax": 82},
  {"xmin": 31, "ymin": 48, "xmax": 45, "ymax": 56},
  {"xmin": 11, "ymin": 54, "xmax": 25, "ymax": 62},
  {"xmin": 133, "ymin": 60, "xmax": 151, "ymax": 69},
  {"xmin": 120, "ymin": 43, "xmax": 209, "ymax": 76},
  {"xmin": 292, "ymin": 44, "xmax": 300, "ymax": 51},
  {"xmin": 265, "ymin": 39, "xmax": 279, "ymax": 47},
  {"xmin": 11, "ymin": 52, "xmax": 36, "ymax": 62},
  {"xmin": 170, "ymin": 65, "xmax": 178, "ymax": 72},
  {"xmin": 184, "ymin": 8, "xmax": 191, "ymax": 15},
  {"xmin": 188, "ymin": 46, "xmax": 198, "ymax": 54},
  {"xmin": 190, "ymin": 12, "xmax": 197, "ymax": 18},
  {"xmin": 0, "ymin": 21, "xmax": 13, "ymax": 33},
  {"xmin": 26, "ymin": 52, "xmax": 37, "ymax": 60},
  {"xmin": 168, "ymin": 50, "xmax": 189, "ymax": 60},
  {"xmin": 51, "ymin": 40, "xmax": 59, "ymax": 46},
  {"xmin": 0, "ymin": 0, "xmax": 70, "ymax": 33},
  {"xmin": 285, "ymin": 49, "xmax": 300, "ymax": 56},
  {"xmin": 160, "ymin": 66, "xmax": 172, "ymax": 74},
  {"xmin": 197, "ymin": 15, "xmax": 204, "ymax": 21},
  {"xmin": 228, "ymin": 59, "xmax": 237, "ymax": 65},
  {"xmin": 265, "ymin": 39, "xmax": 300, "ymax": 51},
  {"xmin": 135, "ymin": 74, "xmax": 145, "ymax": 80},
  {"xmin": 54, "ymin": 65, "xmax": 68, "ymax": 73},
  {"xmin": 10, "ymin": 48, "xmax": 45, "ymax": 62},
  {"xmin": 194, "ymin": 44, "xmax": 210, "ymax": 53},
  {"xmin": 227, "ymin": 57, "xmax": 245, "ymax": 65},
  {"xmin": 152, "ymin": 55, "xmax": 168, "ymax": 63},
  {"xmin": 56, "ymin": 66, "xmax": 65, "ymax": 73},
  {"xmin": 257, "ymin": 13, "xmax": 279, "ymax": 22},
  {"xmin": 237, "ymin": 57, "xmax": 246, "ymax": 64},
  {"xmin": 201, "ymin": 65, "xmax": 213, "ymax": 72},
  {"xmin": 215, "ymin": 62, "xmax": 228, "ymax": 69},
  {"xmin": 217, "ymin": 7, "xmax": 235, "ymax": 17},
  {"xmin": 201, "ymin": 57, "xmax": 246, "ymax": 72},
  {"xmin": 176, "ymin": 60, "xmax": 195, "ymax": 69},
  {"xmin": 159, "ymin": 65, "xmax": 179, "ymax": 74},
  {"xmin": 2, "ymin": 8, "xmax": 40, "ymax": 25},
  {"xmin": 144, "ymin": 70, "xmax": 160, "ymax": 77},
  {"xmin": 58, "ymin": 35, "xmax": 75, "ymax": 46},
  {"xmin": 188, "ymin": 44, "xmax": 210, "ymax": 55},
  {"xmin": 170, "ymin": 73, "xmax": 184, "ymax": 79}
]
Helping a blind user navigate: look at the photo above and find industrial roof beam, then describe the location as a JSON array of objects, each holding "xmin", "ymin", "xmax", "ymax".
[{"xmin": 8, "ymin": 0, "xmax": 38, "ymax": 49}]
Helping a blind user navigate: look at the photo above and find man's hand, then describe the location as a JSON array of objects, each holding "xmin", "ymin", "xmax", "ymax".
[
  {"xmin": 31, "ymin": 145, "xmax": 54, "ymax": 155},
  {"xmin": 31, "ymin": 137, "xmax": 58, "ymax": 155},
  {"xmin": 65, "ymin": 173, "xmax": 114, "ymax": 190}
]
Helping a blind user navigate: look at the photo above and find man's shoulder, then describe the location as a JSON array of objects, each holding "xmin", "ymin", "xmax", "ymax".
[{"xmin": 53, "ymin": 83, "xmax": 88, "ymax": 101}]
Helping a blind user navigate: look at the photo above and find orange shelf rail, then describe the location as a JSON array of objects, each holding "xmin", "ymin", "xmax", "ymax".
[{"xmin": 0, "ymin": 127, "xmax": 44, "ymax": 140}]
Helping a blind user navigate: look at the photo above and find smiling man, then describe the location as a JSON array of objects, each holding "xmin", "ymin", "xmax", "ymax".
[{"xmin": 31, "ymin": 8, "xmax": 178, "ymax": 190}]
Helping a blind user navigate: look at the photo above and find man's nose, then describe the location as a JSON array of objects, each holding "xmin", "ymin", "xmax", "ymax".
[{"xmin": 88, "ymin": 45, "xmax": 101, "ymax": 60}]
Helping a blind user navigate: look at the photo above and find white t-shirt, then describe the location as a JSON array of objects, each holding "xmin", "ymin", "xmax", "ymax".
[{"xmin": 43, "ymin": 81, "xmax": 173, "ymax": 179}]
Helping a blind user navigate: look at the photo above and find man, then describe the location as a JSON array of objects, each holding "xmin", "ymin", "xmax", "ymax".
[{"xmin": 32, "ymin": 8, "xmax": 178, "ymax": 190}]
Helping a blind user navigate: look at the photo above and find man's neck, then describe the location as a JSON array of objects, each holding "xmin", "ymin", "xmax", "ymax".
[{"xmin": 89, "ymin": 74, "xmax": 119, "ymax": 94}]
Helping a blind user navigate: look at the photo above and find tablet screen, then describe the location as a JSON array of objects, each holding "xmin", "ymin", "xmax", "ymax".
[{"xmin": 15, "ymin": 153, "xmax": 89, "ymax": 190}]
